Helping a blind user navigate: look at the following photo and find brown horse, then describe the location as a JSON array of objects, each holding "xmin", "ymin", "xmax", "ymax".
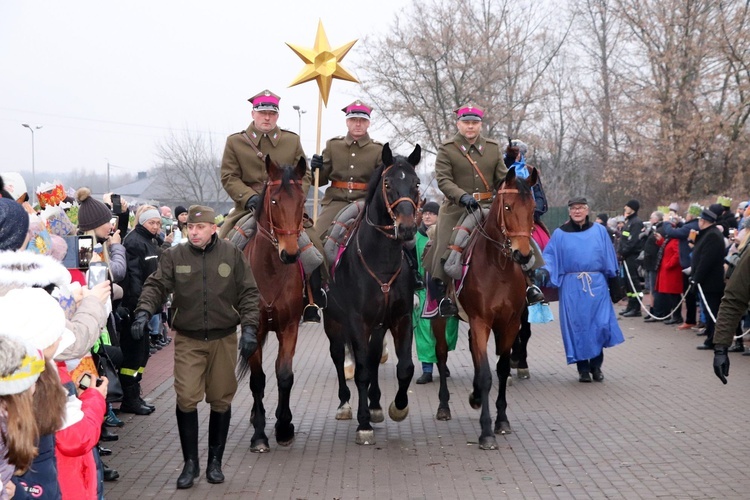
[
  {"xmin": 431, "ymin": 167, "xmax": 538, "ymax": 450},
  {"xmin": 237, "ymin": 155, "xmax": 307, "ymax": 452}
]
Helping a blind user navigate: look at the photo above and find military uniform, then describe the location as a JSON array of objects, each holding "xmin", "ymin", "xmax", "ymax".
[
  {"xmin": 219, "ymin": 122, "xmax": 309, "ymax": 238},
  {"xmin": 424, "ymin": 132, "xmax": 508, "ymax": 283},
  {"xmin": 312, "ymin": 133, "xmax": 383, "ymax": 241}
]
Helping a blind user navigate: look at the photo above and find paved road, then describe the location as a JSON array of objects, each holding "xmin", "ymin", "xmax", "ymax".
[{"xmin": 105, "ymin": 303, "xmax": 750, "ymax": 499}]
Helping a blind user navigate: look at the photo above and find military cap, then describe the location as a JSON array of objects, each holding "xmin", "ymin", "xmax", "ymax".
[
  {"xmin": 342, "ymin": 100, "xmax": 372, "ymax": 120},
  {"xmin": 567, "ymin": 197, "xmax": 588, "ymax": 207},
  {"xmin": 187, "ymin": 205, "xmax": 216, "ymax": 224},
  {"xmin": 248, "ymin": 90, "xmax": 280, "ymax": 112},
  {"xmin": 454, "ymin": 104, "xmax": 483, "ymax": 121}
]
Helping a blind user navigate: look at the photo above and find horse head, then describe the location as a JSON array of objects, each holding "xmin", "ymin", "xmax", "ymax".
[
  {"xmin": 256, "ymin": 155, "xmax": 307, "ymax": 264},
  {"xmin": 494, "ymin": 166, "xmax": 538, "ymax": 265},
  {"xmin": 365, "ymin": 143, "xmax": 421, "ymax": 241}
]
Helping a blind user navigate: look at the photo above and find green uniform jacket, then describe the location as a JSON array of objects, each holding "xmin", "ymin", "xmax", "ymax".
[
  {"xmin": 424, "ymin": 133, "xmax": 507, "ymax": 282},
  {"xmin": 136, "ymin": 235, "xmax": 260, "ymax": 341},
  {"xmin": 313, "ymin": 133, "xmax": 383, "ymax": 240},
  {"xmin": 714, "ymin": 246, "xmax": 750, "ymax": 348},
  {"xmin": 220, "ymin": 123, "xmax": 309, "ymax": 236}
]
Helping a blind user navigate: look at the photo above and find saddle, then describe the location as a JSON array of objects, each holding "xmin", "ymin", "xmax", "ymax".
[{"xmin": 323, "ymin": 201, "xmax": 365, "ymax": 273}]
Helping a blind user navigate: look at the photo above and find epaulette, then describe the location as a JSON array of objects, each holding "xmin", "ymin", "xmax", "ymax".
[
  {"xmin": 485, "ymin": 138, "xmax": 499, "ymax": 145},
  {"xmin": 441, "ymin": 138, "xmax": 456, "ymax": 146},
  {"xmin": 280, "ymin": 128, "xmax": 299, "ymax": 136},
  {"xmin": 371, "ymin": 139, "xmax": 383, "ymax": 145},
  {"xmin": 330, "ymin": 136, "xmax": 346, "ymax": 141}
]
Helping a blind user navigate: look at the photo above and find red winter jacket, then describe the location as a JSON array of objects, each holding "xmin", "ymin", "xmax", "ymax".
[
  {"xmin": 655, "ymin": 238, "xmax": 683, "ymax": 295},
  {"xmin": 55, "ymin": 361, "xmax": 105, "ymax": 500}
]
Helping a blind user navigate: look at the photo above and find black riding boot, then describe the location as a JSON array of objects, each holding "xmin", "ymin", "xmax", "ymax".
[
  {"xmin": 434, "ymin": 278, "xmax": 458, "ymax": 317},
  {"xmin": 119, "ymin": 383, "xmax": 153, "ymax": 415},
  {"xmin": 404, "ymin": 248, "xmax": 425, "ymax": 290},
  {"xmin": 302, "ymin": 268, "xmax": 326, "ymax": 323},
  {"xmin": 176, "ymin": 408, "xmax": 200, "ymax": 489},
  {"xmin": 206, "ymin": 407, "xmax": 232, "ymax": 484}
]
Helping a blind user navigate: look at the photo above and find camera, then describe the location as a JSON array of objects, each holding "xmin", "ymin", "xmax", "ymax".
[
  {"xmin": 61, "ymin": 235, "xmax": 94, "ymax": 269},
  {"xmin": 78, "ymin": 373, "xmax": 103, "ymax": 390},
  {"xmin": 111, "ymin": 194, "xmax": 122, "ymax": 214},
  {"xmin": 87, "ymin": 262, "xmax": 109, "ymax": 289}
]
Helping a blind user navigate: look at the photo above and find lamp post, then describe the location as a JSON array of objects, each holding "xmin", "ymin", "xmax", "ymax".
[
  {"xmin": 292, "ymin": 105, "xmax": 306, "ymax": 138},
  {"xmin": 21, "ymin": 124, "xmax": 42, "ymax": 206}
]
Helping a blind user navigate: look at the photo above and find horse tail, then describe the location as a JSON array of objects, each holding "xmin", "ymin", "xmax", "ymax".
[{"xmin": 236, "ymin": 354, "xmax": 251, "ymax": 382}]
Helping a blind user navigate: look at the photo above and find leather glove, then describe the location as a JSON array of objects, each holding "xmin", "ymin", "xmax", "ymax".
[
  {"xmin": 239, "ymin": 325, "xmax": 258, "ymax": 359},
  {"xmin": 713, "ymin": 346, "xmax": 730, "ymax": 384},
  {"xmin": 245, "ymin": 195, "xmax": 259, "ymax": 212},
  {"xmin": 130, "ymin": 310, "xmax": 150, "ymax": 341},
  {"xmin": 310, "ymin": 154, "xmax": 323, "ymax": 173},
  {"xmin": 459, "ymin": 193, "xmax": 480, "ymax": 213}
]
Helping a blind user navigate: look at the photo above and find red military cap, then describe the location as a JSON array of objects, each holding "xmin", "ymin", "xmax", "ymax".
[
  {"xmin": 248, "ymin": 90, "xmax": 280, "ymax": 112},
  {"xmin": 454, "ymin": 103, "xmax": 484, "ymax": 121},
  {"xmin": 341, "ymin": 100, "xmax": 372, "ymax": 120}
]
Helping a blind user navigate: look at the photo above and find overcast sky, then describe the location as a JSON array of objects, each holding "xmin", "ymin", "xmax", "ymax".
[{"xmin": 0, "ymin": 0, "xmax": 406, "ymax": 187}]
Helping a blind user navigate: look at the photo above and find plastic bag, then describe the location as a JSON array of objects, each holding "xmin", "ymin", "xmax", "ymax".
[{"xmin": 528, "ymin": 302, "xmax": 554, "ymax": 324}]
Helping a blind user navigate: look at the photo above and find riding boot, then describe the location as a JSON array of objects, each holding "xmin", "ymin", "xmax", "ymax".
[
  {"xmin": 525, "ymin": 271, "xmax": 545, "ymax": 305},
  {"xmin": 119, "ymin": 384, "xmax": 154, "ymax": 415},
  {"xmin": 206, "ymin": 407, "xmax": 232, "ymax": 484},
  {"xmin": 434, "ymin": 278, "xmax": 458, "ymax": 317},
  {"xmin": 302, "ymin": 268, "xmax": 325, "ymax": 323},
  {"xmin": 176, "ymin": 408, "xmax": 200, "ymax": 489},
  {"xmin": 403, "ymin": 248, "xmax": 425, "ymax": 290}
]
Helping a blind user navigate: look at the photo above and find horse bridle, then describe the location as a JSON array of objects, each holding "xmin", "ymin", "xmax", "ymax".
[
  {"xmin": 364, "ymin": 164, "xmax": 419, "ymax": 240},
  {"xmin": 470, "ymin": 182, "xmax": 532, "ymax": 258},
  {"xmin": 256, "ymin": 178, "xmax": 304, "ymax": 249}
]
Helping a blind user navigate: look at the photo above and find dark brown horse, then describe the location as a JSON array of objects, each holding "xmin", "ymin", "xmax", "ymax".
[
  {"xmin": 431, "ymin": 167, "xmax": 538, "ymax": 450},
  {"xmin": 237, "ymin": 155, "xmax": 307, "ymax": 452},
  {"xmin": 323, "ymin": 143, "xmax": 421, "ymax": 445}
]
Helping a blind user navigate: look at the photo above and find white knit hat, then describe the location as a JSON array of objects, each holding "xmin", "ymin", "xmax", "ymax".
[
  {"xmin": 0, "ymin": 287, "xmax": 76, "ymax": 359},
  {"xmin": 0, "ymin": 336, "xmax": 45, "ymax": 395}
]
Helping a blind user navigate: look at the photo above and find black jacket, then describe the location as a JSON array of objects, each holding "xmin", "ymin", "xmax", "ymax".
[
  {"xmin": 691, "ymin": 224, "xmax": 726, "ymax": 296},
  {"xmin": 121, "ymin": 224, "xmax": 162, "ymax": 311},
  {"xmin": 618, "ymin": 213, "xmax": 644, "ymax": 259}
]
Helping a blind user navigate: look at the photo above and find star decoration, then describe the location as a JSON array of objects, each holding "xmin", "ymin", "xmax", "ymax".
[{"xmin": 287, "ymin": 20, "xmax": 359, "ymax": 106}]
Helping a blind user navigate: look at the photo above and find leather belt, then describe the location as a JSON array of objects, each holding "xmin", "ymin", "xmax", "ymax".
[
  {"xmin": 332, "ymin": 180, "xmax": 368, "ymax": 191},
  {"xmin": 472, "ymin": 192, "xmax": 493, "ymax": 201}
]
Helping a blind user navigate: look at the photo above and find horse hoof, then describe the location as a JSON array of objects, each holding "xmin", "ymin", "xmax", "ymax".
[
  {"xmin": 510, "ymin": 359, "xmax": 518, "ymax": 369},
  {"xmin": 276, "ymin": 436, "xmax": 295, "ymax": 447},
  {"xmin": 355, "ymin": 430, "xmax": 375, "ymax": 445},
  {"xmin": 335, "ymin": 403, "xmax": 352, "ymax": 420},
  {"xmin": 250, "ymin": 441, "xmax": 270, "ymax": 453},
  {"xmin": 344, "ymin": 362, "xmax": 354, "ymax": 381},
  {"xmin": 469, "ymin": 393, "xmax": 481, "ymax": 410},
  {"xmin": 380, "ymin": 346, "xmax": 389, "ymax": 364},
  {"xmin": 517, "ymin": 368, "xmax": 530, "ymax": 379},
  {"xmin": 388, "ymin": 401, "xmax": 409, "ymax": 422},
  {"xmin": 436, "ymin": 407, "xmax": 452, "ymax": 421},
  {"xmin": 507, "ymin": 375, "xmax": 513, "ymax": 387},
  {"xmin": 494, "ymin": 421, "xmax": 512, "ymax": 435},
  {"xmin": 478, "ymin": 436, "xmax": 498, "ymax": 450},
  {"xmin": 370, "ymin": 408, "xmax": 385, "ymax": 423}
]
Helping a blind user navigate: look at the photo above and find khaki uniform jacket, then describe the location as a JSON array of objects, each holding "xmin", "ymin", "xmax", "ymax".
[
  {"xmin": 714, "ymin": 245, "xmax": 750, "ymax": 348},
  {"xmin": 220, "ymin": 123, "xmax": 309, "ymax": 236},
  {"xmin": 424, "ymin": 133, "xmax": 507, "ymax": 282},
  {"xmin": 313, "ymin": 133, "xmax": 383, "ymax": 239},
  {"xmin": 136, "ymin": 235, "xmax": 260, "ymax": 341}
]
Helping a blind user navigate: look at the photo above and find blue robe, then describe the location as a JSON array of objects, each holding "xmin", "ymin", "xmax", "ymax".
[{"xmin": 543, "ymin": 222, "xmax": 624, "ymax": 364}]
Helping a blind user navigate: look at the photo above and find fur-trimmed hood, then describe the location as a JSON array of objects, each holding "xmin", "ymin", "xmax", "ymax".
[{"xmin": 0, "ymin": 250, "xmax": 71, "ymax": 297}]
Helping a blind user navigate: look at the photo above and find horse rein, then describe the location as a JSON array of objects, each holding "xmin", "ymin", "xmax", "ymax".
[
  {"xmin": 470, "ymin": 183, "xmax": 532, "ymax": 258},
  {"xmin": 364, "ymin": 164, "xmax": 419, "ymax": 240},
  {"xmin": 256, "ymin": 178, "xmax": 304, "ymax": 249}
]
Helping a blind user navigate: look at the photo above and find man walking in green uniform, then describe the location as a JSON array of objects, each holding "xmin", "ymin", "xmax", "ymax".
[
  {"xmin": 219, "ymin": 89, "xmax": 311, "ymax": 238},
  {"xmin": 423, "ymin": 104, "xmax": 508, "ymax": 316},
  {"xmin": 132, "ymin": 205, "xmax": 260, "ymax": 489}
]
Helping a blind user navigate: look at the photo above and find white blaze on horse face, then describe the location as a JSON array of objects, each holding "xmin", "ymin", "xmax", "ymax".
[{"xmin": 398, "ymin": 171, "xmax": 406, "ymax": 180}]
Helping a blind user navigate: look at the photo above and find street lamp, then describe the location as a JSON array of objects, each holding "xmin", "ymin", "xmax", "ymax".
[
  {"xmin": 292, "ymin": 105, "xmax": 306, "ymax": 137},
  {"xmin": 21, "ymin": 124, "xmax": 42, "ymax": 206}
]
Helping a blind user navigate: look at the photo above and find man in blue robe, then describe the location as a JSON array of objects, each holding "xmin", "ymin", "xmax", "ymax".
[{"xmin": 541, "ymin": 197, "xmax": 625, "ymax": 382}]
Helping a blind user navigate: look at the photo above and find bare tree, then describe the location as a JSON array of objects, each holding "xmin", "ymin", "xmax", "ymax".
[{"xmin": 153, "ymin": 129, "xmax": 228, "ymax": 205}]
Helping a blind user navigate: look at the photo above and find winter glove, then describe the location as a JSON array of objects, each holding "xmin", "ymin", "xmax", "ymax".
[
  {"xmin": 130, "ymin": 310, "xmax": 150, "ymax": 341},
  {"xmin": 310, "ymin": 154, "xmax": 324, "ymax": 173},
  {"xmin": 239, "ymin": 325, "xmax": 259, "ymax": 359},
  {"xmin": 245, "ymin": 195, "xmax": 259, "ymax": 212},
  {"xmin": 713, "ymin": 346, "xmax": 730, "ymax": 384},
  {"xmin": 459, "ymin": 194, "xmax": 480, "ymax": 213}
]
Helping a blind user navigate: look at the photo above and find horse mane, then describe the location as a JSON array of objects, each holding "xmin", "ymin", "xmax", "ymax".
[
  {"xmin": 364, "ymin": 163, "xmax": 386, "ymax": 207},
  {"xmin": 255, "ymin": 164, "xmax": 298, "ymax": 220}
]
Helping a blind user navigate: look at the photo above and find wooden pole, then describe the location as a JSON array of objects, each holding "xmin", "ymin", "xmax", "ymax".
[{"xmin": 312, "ymin": 94, "xmax": 323, "ymax": 222}]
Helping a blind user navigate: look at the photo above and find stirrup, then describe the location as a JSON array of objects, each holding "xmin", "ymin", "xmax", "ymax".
[
  {"xmin": 302, "ymin": 304, "xmax": 321, "ymax": 324},
  {"xmin": 438, "ymin": 297, "xmax": 458, "ymax": 317},
  {"xmin": 526, "ymin": 285, "xmax": 545, "ymax": 305}
]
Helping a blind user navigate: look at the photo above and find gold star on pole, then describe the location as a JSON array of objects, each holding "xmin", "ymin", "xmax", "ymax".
[{"xmin": 286, "ymin": 20, "xmax": 359, "ymax": 106}]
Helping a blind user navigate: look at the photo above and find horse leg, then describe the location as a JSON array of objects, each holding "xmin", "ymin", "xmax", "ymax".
[
  {"xmin": 248, "ymin": 344, "xmax": 269, "ymax": 453},
  {"xmin": 388, "ymin": 315, "xmax": 414, "ymax": 422},
  {"xmin": 468, "ymin": 320, "xmax": 496, "ymax": 450},
  {"xmin": 274, "ymin": 324, "xmax": 298, "ymax": 446},
  {"xmin": 367, "ymin": 327, "xmax": 384, "ymax": 424},
  {"xmin": 494, "ymin": 353, "xmax": 512, "ymax": 435},
  {"xmin": 324, "ymin": 317, "xmax": 351, "ymax": 420},
  {"xmin": 352, "ymin": 326, "xmax": 375, "ymax": 445},
  {"xmin": 511, "ymin": 308, "xmax": 531, "ymax": 380},
  {"xmin": 431, "ymin": 317, "xmax": 451, "ymax": 421}
]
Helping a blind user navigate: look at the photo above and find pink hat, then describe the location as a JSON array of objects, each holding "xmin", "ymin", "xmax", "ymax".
[
  {"xmin": 342, "ymin": 100, "xmax": 372, "ymax": 120},
  {"xmin": 248, "ymin": 89, "xmax": 280, "ymax": 112},
  {"xmin": 454, "ymin": 104, "xmax": 484, "ymax": 121}
]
